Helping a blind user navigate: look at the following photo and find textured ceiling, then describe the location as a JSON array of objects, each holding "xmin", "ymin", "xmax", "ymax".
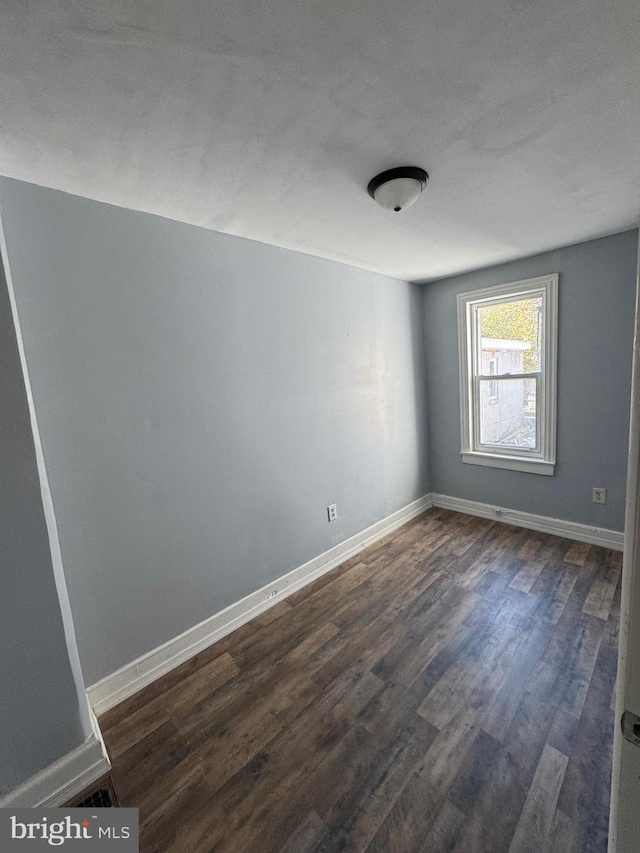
[{"xmin": 0, "ymin": 0, "xmax": 638, "ymax": 281}]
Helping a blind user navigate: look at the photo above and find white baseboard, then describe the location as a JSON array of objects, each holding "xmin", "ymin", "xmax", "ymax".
[
  {"xmin": 87, "ymin": 494, "xmax": 434, "ymax": 716},
  {"xmin": 431, "ymin": 493, "xmax": 624, "ymax": 551},
  {"xmin": 0, "ymin": 737, "xmax": 110, "ymax": 808},
  {"xmin": 86, "ymin": 490, "xmax": 622, "ymax": 718}
]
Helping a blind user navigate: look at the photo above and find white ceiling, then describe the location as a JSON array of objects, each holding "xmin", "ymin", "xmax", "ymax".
[{"xmin": 0, "ymin": 0, "xmax": 638, "ymax": 282}]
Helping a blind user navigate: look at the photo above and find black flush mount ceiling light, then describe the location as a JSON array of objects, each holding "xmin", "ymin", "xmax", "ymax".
[{"xmin": 367, "ymin": 166, "xmax": 428, "ymax": 212}]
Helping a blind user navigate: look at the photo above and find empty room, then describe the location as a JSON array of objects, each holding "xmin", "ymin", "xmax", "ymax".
[{"xmin": 0, "ymin": 2, "xmax": 639, "ymax": 852}]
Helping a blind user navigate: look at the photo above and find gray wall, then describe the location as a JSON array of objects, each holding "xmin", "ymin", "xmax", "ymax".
[
  {"xmin": 0, "ymin": 178, "xmax": 429, "ymax": 687},
  {"xmin": 423, "ymin": 230, "xmax": 639, "ymax": 531},
  {"xmin": 0, "ymin": 253, "xmax": 88, "ymax": 793}
]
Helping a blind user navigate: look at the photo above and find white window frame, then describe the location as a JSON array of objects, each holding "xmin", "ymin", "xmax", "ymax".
[
  {"xmin": 488, "ymin": 358, "xmax": 498, "ymax": 402},
  {"xmin": 457, "ymin": 273, "xmax": 558, "ymax": 476}
]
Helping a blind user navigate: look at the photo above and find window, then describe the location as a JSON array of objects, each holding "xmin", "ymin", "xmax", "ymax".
[{"xmin": 457, "ymin": 274, "xmax": 558, "ymax": 475}]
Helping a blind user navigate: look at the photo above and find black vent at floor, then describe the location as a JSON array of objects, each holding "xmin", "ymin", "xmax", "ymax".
[
  {"xmin": 66, "ymin": 775, "xmax": 120, "ymax": 808},
  {"xmin": 74, "ymin": 786, "xmax": 113, "ymax": 808}
]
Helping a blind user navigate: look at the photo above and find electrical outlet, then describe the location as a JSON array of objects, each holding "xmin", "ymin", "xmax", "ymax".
[
  {"xmin": 327, "ymin": 504, "xmax": 337, "ymax": 522},
  {"xmin": 592, "ymin": 488, "xmax": 607, "ymax": 504}
]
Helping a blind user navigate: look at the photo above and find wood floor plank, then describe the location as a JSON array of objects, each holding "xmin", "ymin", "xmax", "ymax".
[
  {"xmin": 501, "ymin": 691, "xmax": 557, "ymax": 790},
  {"xmin": 102, "ymin": 693, "xmax": 169, "ymax": 760},
  {"xmin": 99, "ymin": 646, "xmax": 243, "ymax": 733},
  {"xmin": 448, "ymin": 728, "xmax": 502, "ymax": 816},
  {"xmin": 313, "ymin": 727, "xmax": 437, "ymax": 852},
  {"xmin": 547, "ymin": 706, "xmax": 580, "ymax": 758},
  {"xmin": 481, "ymin": 621, "xmax": 553, "ymax": 741},
  {"xmin": 213, "ymin": 702, "xmax": 352, "ymax": 819},
  {"xmin": 365, "ymin": 773, "xmax": 444, "ymax": 853},
  {"xmin": 395, "ymin": 590, "xmax": 482, "ymax": 687},
  {"xmin": 279, "ymin": 811, "xmax": 328, "ymax": 853},
  {"xmin": 547, "ymin": 613, "xmax": 604, "ymax": 719},
  {"xmin": 419, "ymin": 800, "xmax": 466, "ymax": 853},
  {"xmin": 98, "ymin": 508, "xmax": 619, "ymax": 853},
  {"xmin": 137, "ymin": 777, "xmax": 221, "ymax": 853},
  {"xmin": 417, "ymin": 656, "xmax": 479, "ymax": 728},
  {"xmin": 546, "ymin": 808, "xmax": 583, "ymax": 853},
  {"xmin": 359, "ymin": 649, "xmax": 455, "ymax": 736},
  {"xmin": 302, "ymin": 724, "xmax": 385, "ymax": 827},
  {"xmin": 306, "ymin": 614, "xmax": 406, "ymax": 690},
  {"xmin": 110, "ymin": 720, "xmax": 193, "ymax": 806},
  {"xmin": 210, "ymin": 776, "xmax": 311, "ymax": 853},
  {"xmin": 563, "ymin": 541, "xmax": 592, "ymax": 566},
  {"xmin": 506, "ymin": 744, "xmax": 569, "ymax": 853},
  {"xmin": 418, "ymin": 705, "xmax": 482, "ymax": 792},
  {"xmin": 313, "ymin": 663, "xmax": 385, "ymax": 720},
  {"xmin": 449, "ymin": 742, "xmax": 528, "ymax": 853},
  {"xmin": 517, "ymin": 534, "xmax": 544, "ymax": 560},
  {"xmin": 173, "ymin": 658, "xmax": 297, "ymax": 748},
  {"xmin": 283, "ymin": 620, "xmax": 341, "ymax": 667},
  {"xmin": 239, "ymin": 798, "xmax": 314, "ymax": 853},
  {"xmin": 510, "ymin": 537, "xmax": 561, "ymax": 593},
  {"xmin": 199, "ymin": 669, "xmax": 320, "ymax": 794},
  {"xmin": 602, "ymin": 581, "xmax": 621, "ymax": 648},
  {"xmin": 557, "ymin": 641, "xmax": 618, "ymax": 826},
  {"xmin": 533, "ymin": 560, "xmax": 580, "ymax": 624},
  {"xmin": 581, "ymin": 701, "xmax": 615, "ymax": 853},
  {"xmin": 164, "ymin": 651, "xmax": 240, "ymax": 716},
  {"xmin": 136, "ymin": 752, "xmax": 211, "ymax": 832},
  {"xmin": 583, "ymin": 564, "xmax": 621, "ymax": 621}
]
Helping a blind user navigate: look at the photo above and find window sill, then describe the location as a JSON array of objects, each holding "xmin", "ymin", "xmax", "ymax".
[{"xmin": 461, "ymin": 451, "xmax": 555, "ymax": 476}]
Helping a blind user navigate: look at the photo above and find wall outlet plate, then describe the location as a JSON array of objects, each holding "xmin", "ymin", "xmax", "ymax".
[
  {"xmin": 327, "ymin": 504, "xmax": 337, "ymax": 522},
  {"xmin": 593, "ymin": 488, "xmax": 607, "ymax": 504}
]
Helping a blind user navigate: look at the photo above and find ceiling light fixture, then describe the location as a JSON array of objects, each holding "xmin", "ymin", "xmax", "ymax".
[{"xmin": 367, "ymin": 166, "xmax": 428, "ymax": 212}]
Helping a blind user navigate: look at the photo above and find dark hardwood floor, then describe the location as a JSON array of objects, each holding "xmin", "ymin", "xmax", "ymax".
[{"xmin": 99, "ymin": 508, "xmax": 621, "ymax": 852}]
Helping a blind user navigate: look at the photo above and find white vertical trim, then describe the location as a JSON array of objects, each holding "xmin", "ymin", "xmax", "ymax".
[
  {"xmin": 457, "ymin": 290, "xmax": 473, "ymax": 454},
  {"xmin": 0, "ymin": 737, "xmax": 110, "ymax": 808},
  {"xmin": 609, "ymin": 237, "xmax": 640, "ymax": 853},
  {"xmin": 0, "ymin": 201, "xmax": 93, "ymax": 739},
  {"xmin": 545, "ymin": 272, "xmax": 558, "ymax": 466}
]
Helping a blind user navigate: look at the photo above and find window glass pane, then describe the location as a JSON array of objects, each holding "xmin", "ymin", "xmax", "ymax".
[
  {"xmin": 478, "ymin": 296, "xmax": 543, "ymax": 374},
  {"xmin": 479, "ymin": 377, "xmax": 536, "ymax": 449}
]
